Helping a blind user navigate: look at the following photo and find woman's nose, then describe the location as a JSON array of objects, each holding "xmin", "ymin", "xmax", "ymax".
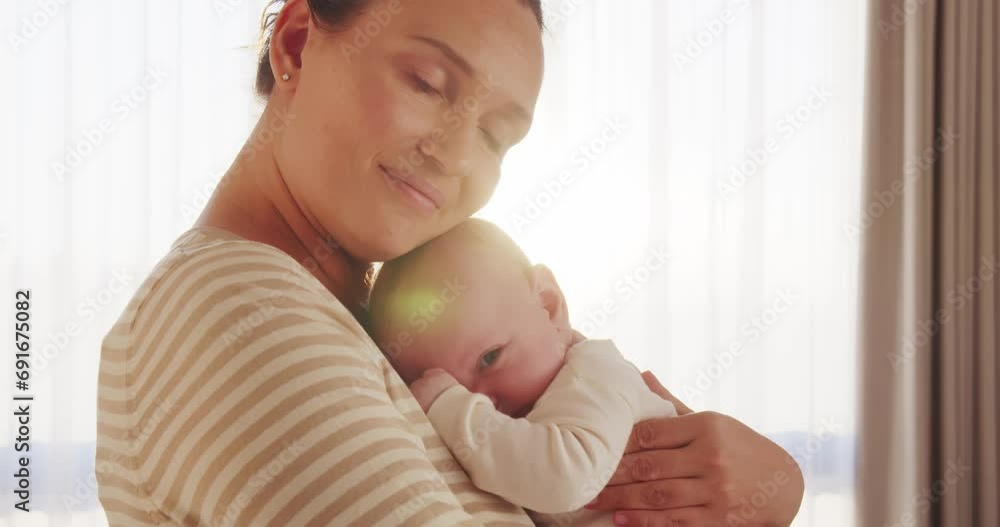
[{"xmin": 418, "ymin": 132, "xmax": 474, "ymax": 177}]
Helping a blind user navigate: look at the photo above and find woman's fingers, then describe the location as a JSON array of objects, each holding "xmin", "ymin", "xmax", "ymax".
[
  {"xmin": 641, "ymin": 370, "xmax": 693, "ymax": 414},
  {"xmin": 586, "ymin": 477, "xmax": 712, "ymax": 511},
  {"xmin": 624, "ymin": 413, "xmax": 702, "ymax": 454},
  {"xmin": 607, "ymin": 448, "xmax": 702, "ymax": 485}
]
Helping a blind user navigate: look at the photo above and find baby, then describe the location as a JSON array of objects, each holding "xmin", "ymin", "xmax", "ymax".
[{"xmin": 367, "ymin": 219, "xmax": 676, "ymax": 527}]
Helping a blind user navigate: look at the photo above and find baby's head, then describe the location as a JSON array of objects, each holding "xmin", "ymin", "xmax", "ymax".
[{"xmin": 369, "ymin": 219, "xmax": 573, "ymax": 417}]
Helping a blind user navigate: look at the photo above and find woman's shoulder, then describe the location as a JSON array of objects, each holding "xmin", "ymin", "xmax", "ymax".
[
  {"xmin": 96, "ymin": 227, "xmax": 538, "ymax": 527},
  {"xmin": 119, "ymin": 226, "xmax": 379, "ymax": 360}
]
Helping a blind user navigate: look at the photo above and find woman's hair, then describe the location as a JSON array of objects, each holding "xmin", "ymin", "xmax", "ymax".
[{"xmin": 255, "ymin": 0, "xmax": 545, "ymax": 98}]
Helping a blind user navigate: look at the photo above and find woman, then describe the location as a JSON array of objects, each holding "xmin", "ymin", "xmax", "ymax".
[{"xmin": 95, "ymin": 0, "xmax": 804, "ymax": 525}]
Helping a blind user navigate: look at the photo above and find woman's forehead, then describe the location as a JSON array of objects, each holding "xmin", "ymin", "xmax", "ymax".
[{"xmin": 383, "ymin": 0, "xmax": 544, "ymax": 116}]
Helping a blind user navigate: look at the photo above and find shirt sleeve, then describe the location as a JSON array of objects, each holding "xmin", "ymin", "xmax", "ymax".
[
  {"xmin": 424, "ymin": 340, "xmax": 658, "ymax": 514},
  {"xmin": 125, "ymin": 251, "xmax": 493, "ymax": 527}
]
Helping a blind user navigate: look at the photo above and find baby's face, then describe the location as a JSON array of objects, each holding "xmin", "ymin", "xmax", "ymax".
[{"xmin": 376, "ymin": 239, "xmax": 570, "ymax": 417}]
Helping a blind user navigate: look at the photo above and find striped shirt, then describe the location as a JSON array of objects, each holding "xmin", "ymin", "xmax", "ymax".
[{"xmin": 96, "ymin": 226, "xmax": 535, "ymax": 526}]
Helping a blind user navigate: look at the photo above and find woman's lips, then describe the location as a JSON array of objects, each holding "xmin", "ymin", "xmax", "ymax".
[{"xmin": 380, "ymin": 164, "xmax": 444, "ymax": 214}]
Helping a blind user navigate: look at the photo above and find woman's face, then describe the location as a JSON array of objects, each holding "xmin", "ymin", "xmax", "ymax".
[{"xmin": 274, "ymin": 0, "xmax": 544, "ymax": 262}]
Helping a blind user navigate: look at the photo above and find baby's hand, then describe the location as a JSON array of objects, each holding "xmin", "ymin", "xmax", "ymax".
[{"xmin": 409, "ymin": 368, "xmax": 459, "ymax": 412}]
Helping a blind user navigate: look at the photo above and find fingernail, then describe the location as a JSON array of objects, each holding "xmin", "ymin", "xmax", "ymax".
[{"xmin": 613, "ymin": 512, "xmax": 628, "ymax": 526}]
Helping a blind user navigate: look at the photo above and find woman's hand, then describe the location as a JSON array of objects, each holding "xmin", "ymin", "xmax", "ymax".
[
  {"xmin": 409, "ymin": 368, "xmax": 459, "ymax": 412},
  {"xmin": 586, "ymin": 371, "xmax": 804, "ymax": 526}
]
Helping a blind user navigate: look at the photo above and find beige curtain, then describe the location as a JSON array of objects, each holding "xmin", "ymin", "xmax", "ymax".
[{"xmin": 857, "ymin": 0, "xmax": 998, "ymax": 525}]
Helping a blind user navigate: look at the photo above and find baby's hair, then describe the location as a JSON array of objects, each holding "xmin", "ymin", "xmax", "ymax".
[{"xmin": 367, "ymin": 219, "xmax": 531, "ymax": 342}]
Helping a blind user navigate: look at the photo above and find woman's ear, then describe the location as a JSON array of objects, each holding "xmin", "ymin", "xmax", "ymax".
[
  {"xmin": 269, "ymin": 0, "xmax": 311, "ymax": 88},
  {"xmin": 528, "ymin": 264, "xmax": 570, "ymax": 333}
]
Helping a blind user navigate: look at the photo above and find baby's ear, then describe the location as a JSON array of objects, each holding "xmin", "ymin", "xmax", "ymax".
[{"xmin": 528, "ymin": 264, "xmax": 570, "ymax": 330}]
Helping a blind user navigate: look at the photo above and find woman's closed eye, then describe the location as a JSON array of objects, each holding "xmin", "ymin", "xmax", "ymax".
[
  {"xmin": 478, "ymin": 127, "xmax": 503, "ymax": 155},
  {"xmin": 478, "ymin": 348, "xmax": 502, "ymax": 370},
  {"xmin": 409, "ymin": 71, "xmax": 447, "ymax": 103}
]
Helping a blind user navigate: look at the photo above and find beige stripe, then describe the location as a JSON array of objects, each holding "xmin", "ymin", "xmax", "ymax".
[
  {"xmin": 105, "ymin": 317, "xmax": 334, "ymax": 426},
  {"xmin": 102, "ymin": 331, "xmax": 130, "ymax": 347},
  {"xmin": 141, "ymin": 346, "xmax": 375, "ymax": 488},
  {"xmin": 187, "ymin": 392, "xmax": 393, "ymax": 520},
  {"xmin": 127, "ymin": 248, "xmax": 325, "ymax": 377},
  {"xmin": 236, "ymin": 430, "xmax": 429, "ymax": 524},
  {"xmin": 97, "ymin": 396, "xmax": 129, "ymax": 416},
  {"xmin": 98, "ymin": 354, "xmax": 127, "ymax": 376},
  {"xmin": 97, "ymin": 238, "xmax": 533, "ymax": 525},
  {"xmin": 163, "ymin": 382, "xmax": 394, "ymax": 503},
  {"xmin": 128, "ymin": 246, "xmax": 302, "ymax": 347},
  {"xmin": 128, "ymin": 264, "xmax": 317, "ymax": 388},
  {"xmin": 100, "ymin": 326, "xmax": 369, "ymax": 433},
  {"xmin": 198, "ymin": 402, "xmax": 406, "ymax": 519},
  {"xmin": 126, "ymin": 282, "xmax": 349, "ymax": 419},
  {"xmin": 95, "ymin": 470, "xmax": 140, "ymax": 491},
  {"xmin": 397, "ymin": 502, "xmax": 480, "ymax": 527},
  {"xmin": 127, "ymin": 302, "xmax": 355, "ymax": 420},
  {"xmin": 97, "ymin": 496, "xmax": 157, "ymax": 524},
  {"xmin": 96, "ymin": 379, "xmax": 128, "ymax": 402},
  {"xmin": 259, "ymin": 441, "xmax": 437, "ymax": 525}
]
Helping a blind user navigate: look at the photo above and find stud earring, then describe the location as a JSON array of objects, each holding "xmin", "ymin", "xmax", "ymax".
[{"xmin": 281, "ymin": 73, "xmax": 290, "ymax": 81}]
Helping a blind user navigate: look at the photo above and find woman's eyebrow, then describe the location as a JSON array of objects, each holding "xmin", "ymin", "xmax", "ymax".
[
  {"xmin": 409, "ymin": 35, "xmax": 476, "ymax": 77},
  {"xmin": 409, "ymin": 35, "xmax": 533, "ymax": 129}
]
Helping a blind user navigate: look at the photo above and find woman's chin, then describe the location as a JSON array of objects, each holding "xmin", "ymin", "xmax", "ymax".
[{"xmin": 351, "ymin": 229, "xmax": 429, "ymax": 263}]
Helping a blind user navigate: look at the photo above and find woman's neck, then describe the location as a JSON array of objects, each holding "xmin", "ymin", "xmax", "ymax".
[{"xmin": 195, "ymin": 106, "xmax": 372, "ymax": 320}]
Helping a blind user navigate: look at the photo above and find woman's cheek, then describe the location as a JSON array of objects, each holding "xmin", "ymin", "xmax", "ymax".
[
  {"xmin": 360, "ymin": 78, "xmax": 437, "ymax": 145},
  {"xmin": 465, "ymin": 169, "xmax": 501, "ymax": 213}
]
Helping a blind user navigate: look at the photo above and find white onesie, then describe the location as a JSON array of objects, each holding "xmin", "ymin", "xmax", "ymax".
[{"xmin": 425, "ymin": 339, "xmax": 678, "ymax": 527}]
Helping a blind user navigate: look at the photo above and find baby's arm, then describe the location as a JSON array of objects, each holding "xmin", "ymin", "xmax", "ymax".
[{"xmin": 424, "ymin": 340, "xmax": 659, "ymax": 514}]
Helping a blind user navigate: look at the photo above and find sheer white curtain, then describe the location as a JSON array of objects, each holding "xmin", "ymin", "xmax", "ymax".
[
  {"xmin": 2, "ymin": 1, "xmax": 275, "ymax": 525},
  {"xmin": 480, "ymin": 1, "xmax": 866, "ymax": 525},
  {"xmin": 0, "ymin": 0, "xmax": 864, "ymax": 525}
]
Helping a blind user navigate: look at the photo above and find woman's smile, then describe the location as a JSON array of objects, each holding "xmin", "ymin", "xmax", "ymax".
[{"xmin": 380, "ymin": 163, "xmax": 444, "ymax": 215}]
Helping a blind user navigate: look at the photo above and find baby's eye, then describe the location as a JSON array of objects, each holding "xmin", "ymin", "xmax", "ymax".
[{"xmin": 478, "ymin": 349, "xmax": 502, "ymax": 370}]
